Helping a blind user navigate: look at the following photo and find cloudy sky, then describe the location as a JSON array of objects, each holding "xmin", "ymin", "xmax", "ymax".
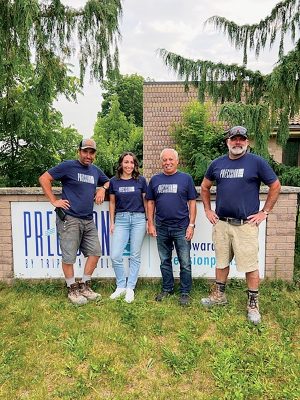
[{"xmin": 56, "ymin": 0, "xmax": 284, "ymax": 136}]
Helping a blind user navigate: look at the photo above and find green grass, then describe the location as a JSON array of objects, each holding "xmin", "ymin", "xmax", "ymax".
[{"xmin": 0, "ymin": 279, "xmax": 299, "ymax": 400}]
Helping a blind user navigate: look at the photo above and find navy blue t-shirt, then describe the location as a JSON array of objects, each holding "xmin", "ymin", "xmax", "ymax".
[
  {"xmin": 109, "ymin": 176, "xmax": 147, "ymax": 213},
  {"xmin": 48, "ymin": 160, "xmax": 109, "ymax": 220},
  {"xmin": 205, "ymin": 153, "xmax": 278, "ymax": 219},
  {"xmin": 146, "ymin": 171, "xmax": 198, "ymax": 228}
]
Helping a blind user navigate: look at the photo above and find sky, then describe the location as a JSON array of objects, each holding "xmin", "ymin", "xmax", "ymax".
[{"xmin": 56, "ymin": 0, "xmax": 284, "ymax": 137}]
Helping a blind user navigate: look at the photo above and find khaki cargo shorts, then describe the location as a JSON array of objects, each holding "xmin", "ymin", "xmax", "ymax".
[{"xmin": 212, "ymin": 220, "xmax": 259, "ymax": 272}]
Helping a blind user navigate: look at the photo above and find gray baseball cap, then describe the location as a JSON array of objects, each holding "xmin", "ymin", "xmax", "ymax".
[{"xmin": 79, "ymin": 139, "xmax": 96, "ymax": 150}]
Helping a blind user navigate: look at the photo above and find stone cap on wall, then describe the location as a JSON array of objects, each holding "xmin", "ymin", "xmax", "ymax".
[{"xmin": 1, "ymin": 186, "xmax": 300, "ymax": 195}]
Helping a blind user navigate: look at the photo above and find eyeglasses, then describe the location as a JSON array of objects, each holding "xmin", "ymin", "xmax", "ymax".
[{"xmin": 229, "ymin": 126, "xmax": 247, "ymax": 136}]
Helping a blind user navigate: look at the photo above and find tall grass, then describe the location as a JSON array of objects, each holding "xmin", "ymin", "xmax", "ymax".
[{"xmin": 0, "ymin": 279, "xmax": 299, "ymax": 399}]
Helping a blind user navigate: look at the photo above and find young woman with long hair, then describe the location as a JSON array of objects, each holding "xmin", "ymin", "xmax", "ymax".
[{"xmin": 109, "ymin": 152, "xmax": 147, "ymax": 303}]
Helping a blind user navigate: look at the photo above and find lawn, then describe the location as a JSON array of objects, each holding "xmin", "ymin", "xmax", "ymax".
[{"xmin": 0, "ymin": 278, "xmax": 299, "ymax": 400}]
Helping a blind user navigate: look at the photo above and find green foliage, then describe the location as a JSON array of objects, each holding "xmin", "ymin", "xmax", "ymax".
[
  {"xmin": 206, "ymin": 0, "xmax": 300, "ymax": 63},
  {"xmin": 170, "ymin": 100, "xmax": 226, "ymax": 185},
  {"xmin": 0, "ymin": 0, "xmax": 122, "ymax": 187},
  {"xmin": 0, "ymin": 108, "xmax": 81, "ymax": 187},
  {"xmin": 219, "ymin": 102, "xmax": 271, "ymax": 157},
  {"xmin": 268, "ymin": 157, "xmax": 300, "ymax": 187},
  {"xmin": 93, "ymin": 96, "xmax": 143, "ymax": 177},
  {"xmin": 159, "ymin": 1, "xmax": 300, "ymax": 149},
  {"xmin": 100, "ymin": 73, "xmax": 144, "ymax": 126}
]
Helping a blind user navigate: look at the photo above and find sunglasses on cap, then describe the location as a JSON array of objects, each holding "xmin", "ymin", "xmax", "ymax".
[{"xmin": 227, "ymin": 126, "xmax": 248, "ymax": 139}]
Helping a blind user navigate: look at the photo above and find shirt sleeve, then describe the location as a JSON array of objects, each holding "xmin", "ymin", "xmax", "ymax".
[
  {"xmin": 96, "ymin": 168, "xmax": 110, "ymax": 186},
  {"xmin": 48, "ymin": 162, "xmax": 67, "ymax": 181},
  {"xmin": 141, "ymin": 176, "xmax": 148, "ymax": 193},
  {"xmin": 205, "ymin": 161, "xmax": 215, "ymax": 182},
  {"xmin": 108, "ymin": 178, "xmax": 115, "ymax": 194},
  {"xmin": 187, "ymin": 175, "xmax": 198, "ymax": 200},
  {"xmin": 258, "ymin": 158, "xmax": 278, "ymax": 185},
  {"xmin": 145, "ymin": 178, "xmax": 155, "ymax": 200}
]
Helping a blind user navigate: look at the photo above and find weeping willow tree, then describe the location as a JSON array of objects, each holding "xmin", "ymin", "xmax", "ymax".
[
  {"xmin": 159, "ymin": 0, "xmax": 300, "ymax": 155},
  {"xmin": 0, "ymin": 0, "xmax": 122, "ymax": 186}
]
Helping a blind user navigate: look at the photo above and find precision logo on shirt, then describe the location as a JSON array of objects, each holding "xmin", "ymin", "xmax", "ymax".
[
  {"xmin": 157, "ymin": 184, "xmax": 178, "ymax": 193},
  {"xmin": 119, "ymin": 187, "xmax": 135, "ymax": 193},
  {"xmin": 220, "ymin": 169, "xmax": 244, "ymax": 178},
  {"xmin": 77, "ymin": 173, "xmax": 95, "ymax": 184}
]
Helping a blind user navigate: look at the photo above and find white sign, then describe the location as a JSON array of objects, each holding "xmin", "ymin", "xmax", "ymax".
[{"xmin": 11, "ymin": 202, "xmax": 266, "ymax": 279}]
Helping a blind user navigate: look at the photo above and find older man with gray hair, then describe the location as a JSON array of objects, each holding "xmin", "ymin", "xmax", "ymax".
[{"xmin": 146, "ymin": 148, "xmax": 198, "ymax": 306}]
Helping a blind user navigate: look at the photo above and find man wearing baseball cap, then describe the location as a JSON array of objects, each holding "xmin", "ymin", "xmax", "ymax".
[
  {"xmin": 39, "ymin": 138, "xmax": 110, "ymax": 305},
  {"xmin": 200, "ymin": 126, "xmax": 281, "ymax": 324}
]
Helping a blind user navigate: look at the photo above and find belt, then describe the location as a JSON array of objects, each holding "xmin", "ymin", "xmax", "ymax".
[{"xmin": 218, "ymin": 217, "xmax": 248, "ymax": 226}]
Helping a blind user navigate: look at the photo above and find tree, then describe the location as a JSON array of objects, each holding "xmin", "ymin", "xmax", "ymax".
[
  {"xmin": 93, "ymin": 96, "xmax": 143, "ymax": 177},
  {"xmin": 159, "ymin": 0, "xmax": 300, "ymax": 152},
  {"xmin": 2, "ymin": 118, "xmax": 82, "ymax": 187},
  {"xmin": 170, "ymin": 100, "xmax": 226, "ymax": 185},
  {"xmin": 100, "ymin": 74, "xmax": 144, "ymax": 126},
  {"xmin": 0, "ymin": 0, "xmax": 122, "ymax": 186}
]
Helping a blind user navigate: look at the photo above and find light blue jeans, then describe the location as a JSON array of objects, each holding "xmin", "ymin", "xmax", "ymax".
[{"xmin": 111, "ymin": 212, "xmax": 146, "ymax": 289}]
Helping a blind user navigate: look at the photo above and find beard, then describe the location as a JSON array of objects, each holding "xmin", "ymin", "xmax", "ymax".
[{"xmin": 228, "ymin": 144, "xmax": 247, "ymax": 156}]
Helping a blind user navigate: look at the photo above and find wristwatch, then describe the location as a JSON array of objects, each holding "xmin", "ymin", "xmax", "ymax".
[
  {"xmin": 189, "ymin": 223, "xmax": 195, "ymax": 228},
  {"xmin": 102, "ymin": 184, "xmax": 109, "ymax": 190}
]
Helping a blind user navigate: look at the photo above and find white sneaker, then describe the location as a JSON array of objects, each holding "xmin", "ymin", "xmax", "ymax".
[
  {"xmin": 125, "ymin": 288, "xmax": 135, "ymax": 303},
  {"xmin": 110, "ymin": 288, "xmax": 126, "ymax": 299}
]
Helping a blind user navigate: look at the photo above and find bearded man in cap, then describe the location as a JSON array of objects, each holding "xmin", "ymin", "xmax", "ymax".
[
  {"xmin": 200, "ymin": 126, "xmax": 281, "ymax": 324},
  {"xmin": 39, "ymin": 138, "xmax": 110, "ymax": 305}
]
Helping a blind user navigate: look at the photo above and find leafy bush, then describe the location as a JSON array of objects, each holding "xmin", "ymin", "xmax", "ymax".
[
  {"xmin": 268, "ymin": 158, "xmax": 300, "ymax": 187},
  {"xmin": 170, "ymin": 100, "xmax": 226, "ymax": 185}
]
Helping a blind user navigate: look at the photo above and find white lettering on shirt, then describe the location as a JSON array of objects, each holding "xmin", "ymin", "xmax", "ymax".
[
  {"xmin": 157, "ymin": 184, "xmax": 178, "ymax": 193},
  {"xmin": 77, "ymin": 173, "xmax": 95, "ymax": 184},
  {"xmin": 220, "ymin": 169, "xmax": 244, "ymax": 178},
  {"xmin": 119, "ymin": 187, "xmax": 135, "ymax": 193}
]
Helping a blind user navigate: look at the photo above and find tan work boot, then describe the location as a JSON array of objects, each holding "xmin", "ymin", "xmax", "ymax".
[
  {"xmin": 79, "ymin": 280, "xmax": 101, "ymax": 301},
  {"xmin": 201, "ymin": 284, "xmax": 227, "ymax": 307},
  {"xmin": 67, "ymin": 282, "xmax": 88, "ymax": 305},
  {"xmin": 247, "ymin": 294, "xmax": 261, "ymax": 325}
]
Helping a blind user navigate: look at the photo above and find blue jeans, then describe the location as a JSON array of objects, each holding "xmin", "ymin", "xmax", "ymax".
[
  {"xmin": 156, "ymin": 224, "xmax": 192, "ymax": 294},
  {"xmin": 111, "ymin": 212, "xmax": 146, "ymax": 289}
]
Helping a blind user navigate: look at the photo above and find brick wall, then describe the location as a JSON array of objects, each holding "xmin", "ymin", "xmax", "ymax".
[
  {"xmin": 264, "ymin": 191, "xmax": 298, "ymax": 279},
  {"xmin": 0, "ymin": 187, "xmax": 299, "ymax": 282},
  {"xmin": 0, "ymin": 189, "xmax": 59, "ymax": 283},
  {"xmin": 0, "ymin": 196, "xmax": 12, "ymax": 281},
  {"xmin": 143, "ymin": 82, "xmax": 222, "ymax": 179}
]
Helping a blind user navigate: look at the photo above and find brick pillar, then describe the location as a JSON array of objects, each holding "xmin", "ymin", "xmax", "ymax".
[
  {"xmin": 265, "ymin": 191, "xmax": 298, "ymax": 280},
  {"xmin": 0, "ymin": 196, "xmax": 13, "ymax": 282}
]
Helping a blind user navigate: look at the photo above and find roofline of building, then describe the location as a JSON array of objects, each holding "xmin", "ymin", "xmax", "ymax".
[{"xmin": 144, "ymin": 81, "xmax": 189, "ymax": 85}]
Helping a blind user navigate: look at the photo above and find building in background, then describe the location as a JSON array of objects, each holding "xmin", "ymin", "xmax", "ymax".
[{"xmin": 143, "ymin": 82, "xmax": 300, "ymax": 180}]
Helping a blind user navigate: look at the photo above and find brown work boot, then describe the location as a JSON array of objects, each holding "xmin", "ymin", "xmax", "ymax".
[
  {"xmin": 247, "ymin": 294, "xmax": 261, "ymax": 325},
  {"xmin": 79, "ymin": 280, "xmax": 101, "ymax": 301},
  {"xmin": 67, "ymin": 282, "xmax": 88, "ymax": 305},
  {"xmin": 201, "ymin": 284, "xmax": 227, "ymax": 307}
]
